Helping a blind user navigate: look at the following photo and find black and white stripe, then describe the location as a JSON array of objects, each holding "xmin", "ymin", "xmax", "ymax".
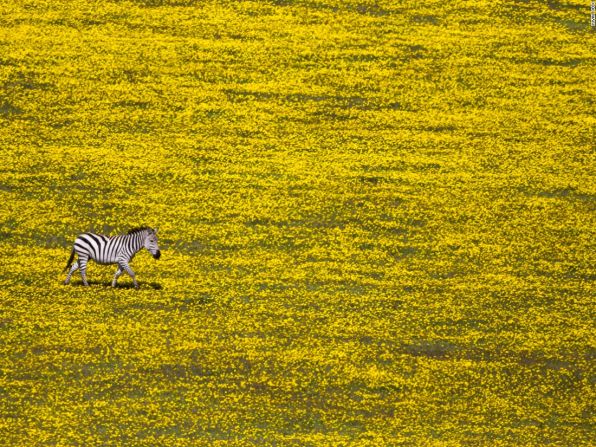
[{"xmin": 64, "ymin": 226, "xmax": 161, "ymax": 289}]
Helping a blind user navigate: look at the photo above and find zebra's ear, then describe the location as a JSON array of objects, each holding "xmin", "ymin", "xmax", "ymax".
[{"xmin": 153, "ymin": 227, "xmax": 158, "ymax": 234}]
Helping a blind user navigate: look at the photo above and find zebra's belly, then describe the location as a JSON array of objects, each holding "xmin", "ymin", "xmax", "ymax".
[{"xmin": 93, "ymin": 258, "xmax": 117, "ymax": 265}]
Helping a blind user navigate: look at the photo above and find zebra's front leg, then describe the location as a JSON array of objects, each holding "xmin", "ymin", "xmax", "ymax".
[
  {"xmin": 119, "ymin": 262, "xmax": 139, "ymax": 289},
  {"xmin": 64, "ymin": 261, "xmax": 79, "ymax": 285},
  {"xmin": 112, "ymin": 266, "xmax": 123, "ymax": 287}
]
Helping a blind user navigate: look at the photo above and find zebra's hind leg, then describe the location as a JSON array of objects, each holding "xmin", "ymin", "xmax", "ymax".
[
  {"xmin": 64, "ymin": 261, "xmax": 79, "ymax": 285},
  {"xmin": 112, "ymin": 266, "xmax": 123, "ymax": 287},
  {"xmin": 79, "ymin": 256, "xmax": 90, "ymax": 286}
]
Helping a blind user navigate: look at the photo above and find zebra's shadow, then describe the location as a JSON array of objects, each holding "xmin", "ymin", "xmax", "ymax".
[{"xmin": 65, "ymin": 280, "xmax": 163, "ymax": 290}]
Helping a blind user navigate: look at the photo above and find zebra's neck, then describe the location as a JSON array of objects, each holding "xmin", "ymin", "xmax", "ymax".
[{"xmin": 126, "ymin": 231, "xmax": 146, "ymax": 254}]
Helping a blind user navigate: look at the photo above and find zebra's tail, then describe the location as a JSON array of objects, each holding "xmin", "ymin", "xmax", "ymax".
[{"xmin": 64, "ymin": 248, "xmax": 75, "ymax": 272}]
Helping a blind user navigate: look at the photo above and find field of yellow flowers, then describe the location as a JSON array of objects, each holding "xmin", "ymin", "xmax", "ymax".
[{"xmin": 0, "ymin": 0, "xmax": 594, "ymax": 445}]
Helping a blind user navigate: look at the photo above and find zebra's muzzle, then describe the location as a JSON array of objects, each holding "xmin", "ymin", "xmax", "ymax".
[{"xmin": 153, "ymin": 250, "xmax": 161, "ymax": 260}]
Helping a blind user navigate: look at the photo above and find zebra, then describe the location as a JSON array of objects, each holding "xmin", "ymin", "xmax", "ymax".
[{"xmin": 64, "ymin": 226, "xmax": 161, "ymax": 289}]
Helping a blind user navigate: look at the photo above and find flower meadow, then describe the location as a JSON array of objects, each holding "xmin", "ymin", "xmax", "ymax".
[{"xmin": 0, "ymin": 0, "xmax": 594, "ymax": 445}]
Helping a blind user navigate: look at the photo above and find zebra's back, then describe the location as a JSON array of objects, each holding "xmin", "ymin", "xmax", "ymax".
[{"xmin": 74, "ymin": 233, "xmax": 121, "ymax": 265}]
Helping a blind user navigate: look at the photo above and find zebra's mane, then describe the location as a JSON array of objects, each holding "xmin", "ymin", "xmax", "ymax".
[{"xmin": 127, "ymin": 226, "xmax": 152, "ymax": 235}]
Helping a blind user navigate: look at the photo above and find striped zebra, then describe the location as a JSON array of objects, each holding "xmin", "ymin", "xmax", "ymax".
[{"xmin": 64, "ymin": 226, "xmax": 161, "ymax": 289}]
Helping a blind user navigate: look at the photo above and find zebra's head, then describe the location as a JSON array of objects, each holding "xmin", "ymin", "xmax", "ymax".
[{"xmin": 144, "ymin": 228, "xmax": 161, "ymax": 260}]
